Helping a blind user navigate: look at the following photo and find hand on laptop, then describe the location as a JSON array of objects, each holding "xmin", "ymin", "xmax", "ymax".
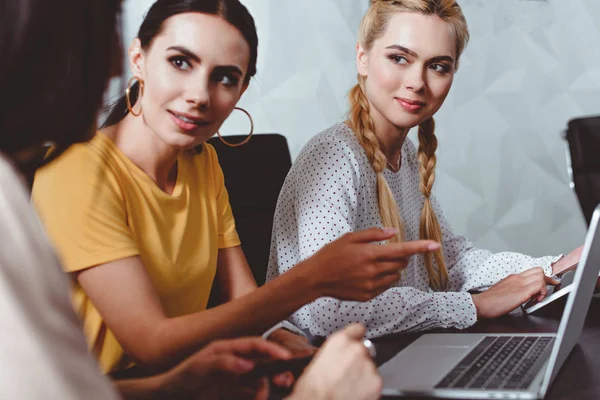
[
  {"xmin": 552, "ymin": 246, "xmax": 583, "ymax": 276},
  {"xmin": 289, "ymin": 324, "xmax": 382, "ymax": 400},
  {"xmin": 472, "ymin": 267, "xmax": 559, "ymax": 319}
]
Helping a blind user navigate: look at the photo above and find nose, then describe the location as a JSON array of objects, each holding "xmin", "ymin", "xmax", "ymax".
[
  {"xmin": 186, "ymin": 73, "xmax": 211, "ymax": 109},
  {"xmin": 403, "ymin": 65, "xmax": 425, "ymax": 93}
]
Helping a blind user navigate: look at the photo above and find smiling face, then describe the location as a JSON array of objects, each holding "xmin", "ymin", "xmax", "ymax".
[
  {"xmin": 357, "ymin": 11, "xmax": 457, "ymax": 130},
  {"xmin": 129, "ymin": 12, "xmax": 251, "ymax": 149}
]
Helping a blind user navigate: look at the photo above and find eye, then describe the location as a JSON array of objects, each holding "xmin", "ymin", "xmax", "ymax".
[
  {"xmin": 430, "ymin": 63, "xmax": 450, "ymax": 73},
  {"xmin": 389, "ymin": 55, "xmax": 409, "ymax": 65},
  {"xmin": 169, "ymin": 56, "xmax": 191, "ymax": 71},
  {"xmin": 213, "ymin": 72, "xmax": 240, "ymax": 87}
]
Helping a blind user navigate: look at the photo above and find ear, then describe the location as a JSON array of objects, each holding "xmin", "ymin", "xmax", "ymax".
[
  {"xmin": 128, "ymin": 38, "xmax": 145, "ymax": 79},
  {"xmin": 356, "ymin": 41, "xmax": 369, "ymax": 77}
]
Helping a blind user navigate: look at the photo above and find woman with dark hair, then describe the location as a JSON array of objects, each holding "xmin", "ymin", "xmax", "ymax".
[
  {"xmin": 1, "ymin": 0, "xmax": 383, "ymax": 399},
  {"xmin": 31, "ymin": 0, "xmax": 438, "ymax": 378}
]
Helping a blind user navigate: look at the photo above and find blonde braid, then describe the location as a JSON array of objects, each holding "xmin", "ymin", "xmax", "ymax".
[
  {"xmin": 350, "ymin": 0, "xmax": 468, "ymax": 289},
  {"xmin": 417, "ymin": 118, "xmax": 448, "ymax": 290},
  {"xmin": 348, "ymin": 79, "xmax": 405, "ymax": 243}
]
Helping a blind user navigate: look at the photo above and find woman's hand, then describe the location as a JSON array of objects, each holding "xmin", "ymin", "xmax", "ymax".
[
  {"xmin": 552, "ymin": 246, "xmax": 583, "ymax": 276},
  {"xmin": 162, "ymin": 337, "xmax": 292, "ymax": 400},
  {"xmin": 550, "ymin": 246, "xmax": 600, "ymax": 291},
  {"xmin": 298, "ymin": 228, "xmax": 440, "ymax": 302},
  {"xmin": 289, "ymin": 324, "xmax": 382, "ymax": 400},
  {"xmin": 266, "ymin": 328, "xmax": 317, "ymax": 389},
  {"xmin": 472, "ymin": 267, "xmax": 559, "ymax": 319}
]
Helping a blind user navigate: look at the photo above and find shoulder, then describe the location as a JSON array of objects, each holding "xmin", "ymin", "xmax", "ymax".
[
  {"xmin": 32, "ymin": 134, "xmax": 123, "ymax": 211},
  {"xmin": 34, "ymin": 133, "xmax": 118, "ymax": 185},
  {"xmin": 283, "ymin": 123, "xmax": 369, "ymax": 201},
  {"xmin": 295, "ymin": 123, "xmax": 366, "ymax": 173}
]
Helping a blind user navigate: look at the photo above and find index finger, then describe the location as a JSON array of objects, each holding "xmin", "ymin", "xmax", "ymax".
[
  {"xmin": 210, "ymin": 338, "xmax": 293, "ymax": 360},
  {"xmin": 346, "ymin": 227, "xmax": 399, "ymax": 243},
  {"xmin": 372, "ymin": 240, "xmax": 441, "ymax": 261}
]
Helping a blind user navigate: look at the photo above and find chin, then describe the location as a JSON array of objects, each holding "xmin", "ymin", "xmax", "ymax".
[
  {"xmin": 160, "ymin": 131, "xmax": 201, "ymax": 150},
  {"xmin": 387, "ymin": 115, "xmax": 425, "ymax": 130},
  {"xmin": 378, "ymin": 104, "xmax": 429, "ymax": 129}
]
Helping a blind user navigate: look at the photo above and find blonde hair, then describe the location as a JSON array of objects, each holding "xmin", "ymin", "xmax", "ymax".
[{"xmin": 348, "ymin": 0, "xmax": 469, "ymax": 290}]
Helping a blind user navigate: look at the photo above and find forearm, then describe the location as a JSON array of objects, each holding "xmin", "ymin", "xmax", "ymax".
[
  {"xmin": 448, "ymin": 247, "xmax": 561, "ymax": 292},
  {"xmin": 152, "ymin": 265, "xmax": 319, "ymax": 366},
  {"xmin": 214, "ymin": 246, "xmax": 260, "ymax": 302},
  {"xmin": 306, "ymin": 288, "xmax": 477, "ymax": 337}
]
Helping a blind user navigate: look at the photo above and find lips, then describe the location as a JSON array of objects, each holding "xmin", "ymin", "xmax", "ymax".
[
  {"xmin": 396, "ymin": 97, "xmax": 425, "ymax": 112},
  {"xmin": 168, "ymin": 111, "xmax": 210, "ymax": 132}
]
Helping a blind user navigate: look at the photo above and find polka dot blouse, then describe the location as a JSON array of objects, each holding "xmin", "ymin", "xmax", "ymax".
[{"xmin": 266, "ymin": 122, "xmax": 561, "ymax": 338}]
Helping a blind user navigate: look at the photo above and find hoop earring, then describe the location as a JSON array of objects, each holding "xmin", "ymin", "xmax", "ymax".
[
  {"xmin": 125, "ymin": 76, "xmax": 144, "ymax": 117},
  {"xmin": 217, "ymin": 107, "xmax": 254, "ymax": 147}
]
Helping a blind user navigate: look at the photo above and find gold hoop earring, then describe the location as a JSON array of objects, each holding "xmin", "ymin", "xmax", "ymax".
[
  {"xmin": 217, "ymin": 107, "xmax": 254, "ymax": 147},
  {"xmin": 125, "ymin": 76, "xmax": 144, "ymax": 117}
]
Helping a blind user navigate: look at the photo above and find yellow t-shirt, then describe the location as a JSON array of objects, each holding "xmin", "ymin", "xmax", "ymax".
[{"xmin": 32, "ymin": 132, "xmax": 240, "ymax": 373}]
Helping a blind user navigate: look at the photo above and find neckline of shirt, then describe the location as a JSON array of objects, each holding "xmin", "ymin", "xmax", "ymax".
[
  {"xmin": 335, "ymin": 122, "xmax": 408, "ymax": 176},
  {"xmin": 93, "ymin": 131, "xmax": 186, "ymax": 198}
]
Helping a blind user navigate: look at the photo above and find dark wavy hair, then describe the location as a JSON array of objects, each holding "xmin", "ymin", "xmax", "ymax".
[
  {"xmin": 0, "ymin": 0, "xmax": 122, "ymax": 175},
  {"xmin": 101, "ymin": 0, "xmax": 258, "ymax": 129}
]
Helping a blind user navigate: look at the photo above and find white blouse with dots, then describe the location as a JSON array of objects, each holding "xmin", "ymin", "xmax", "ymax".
[{"xmin": 266, "ymin": 122, "xmax": 561, "ymax": 338}]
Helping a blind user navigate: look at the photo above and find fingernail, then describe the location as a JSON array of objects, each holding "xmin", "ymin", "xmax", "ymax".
[
  {"xmin": 382, "ymin": 228, "xmax": 398, "ymax": 235},
  {"xmin": 428, "ymin": 243, "xmax": 441, "ymax": 251}
]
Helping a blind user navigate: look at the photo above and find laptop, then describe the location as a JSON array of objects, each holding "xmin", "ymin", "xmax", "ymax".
[{"xmin": 380, "ymin": 205, "xmax": 600, "ymax": 399}]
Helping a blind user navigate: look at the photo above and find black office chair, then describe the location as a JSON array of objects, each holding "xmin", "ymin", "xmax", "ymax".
[
  {"xmin": 564, "ymin": 115, "xmax": 600, "ymax": 226},
  {"xmin": 206, "ymin": 134, "xmax": 292, "ymax": 286}
]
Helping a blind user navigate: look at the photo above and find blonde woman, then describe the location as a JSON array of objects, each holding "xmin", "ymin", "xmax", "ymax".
[{"xmin": 267, "ymin": 0, "xmax": 582, "ymax": 338}]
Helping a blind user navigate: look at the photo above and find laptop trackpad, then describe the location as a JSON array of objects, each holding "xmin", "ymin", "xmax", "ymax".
[{"xmin": 379, "ymin": 334, "xmax": 485, "ymax": 391}]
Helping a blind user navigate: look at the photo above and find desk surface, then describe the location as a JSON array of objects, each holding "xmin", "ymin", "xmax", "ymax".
[{"xmin": 372, "ymin": 297, "xmax": 600, "ymax": 400}]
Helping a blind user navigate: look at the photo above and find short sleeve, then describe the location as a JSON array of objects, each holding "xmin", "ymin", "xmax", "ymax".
[
  {"xmin": 31, "ymin": 145, "xmax": 139, "ymax": 272},
  {"xmin": 204, "ymin": 144, "xmax": 240, "ymax": 249}
]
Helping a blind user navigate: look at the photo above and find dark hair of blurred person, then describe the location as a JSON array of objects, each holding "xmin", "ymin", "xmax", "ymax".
[{"xmin": 0, "ymin": 0, "xmax": 122, "ymax": 178}]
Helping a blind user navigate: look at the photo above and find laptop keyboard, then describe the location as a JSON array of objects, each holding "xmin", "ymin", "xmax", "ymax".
[{"xmin": 436, "ymin": 336, "xmax": 554, "ymax": 390}]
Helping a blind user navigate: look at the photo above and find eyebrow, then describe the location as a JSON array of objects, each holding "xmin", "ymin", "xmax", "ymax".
[
  {"xmin": 385, "ymin": 44, "xmax": 455, "ymax": 64},
  {"xmin": 214, "ymin": 65, "xmax": 244, "ymax": 77},
  {"xmin": 166, "ymin": 45, "xmax": 244, "ymax": 76},
  {"xmin": 167, "ymin": 45, "xmax": 200, "ymax": 62}
]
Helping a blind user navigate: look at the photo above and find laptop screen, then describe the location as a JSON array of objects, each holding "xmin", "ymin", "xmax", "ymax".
[{"xmin": 540, "ymin": 205, "xmax": 600, "ymax": 396}]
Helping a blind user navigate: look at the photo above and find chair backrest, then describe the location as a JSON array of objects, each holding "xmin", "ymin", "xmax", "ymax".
[
  {"xmin": 206, "ymin": 134, "xmax": 292, "ymax": 286},
  {"xmin": 564, "ymin": 115, "xmax": 600, "ymax": 226}
]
